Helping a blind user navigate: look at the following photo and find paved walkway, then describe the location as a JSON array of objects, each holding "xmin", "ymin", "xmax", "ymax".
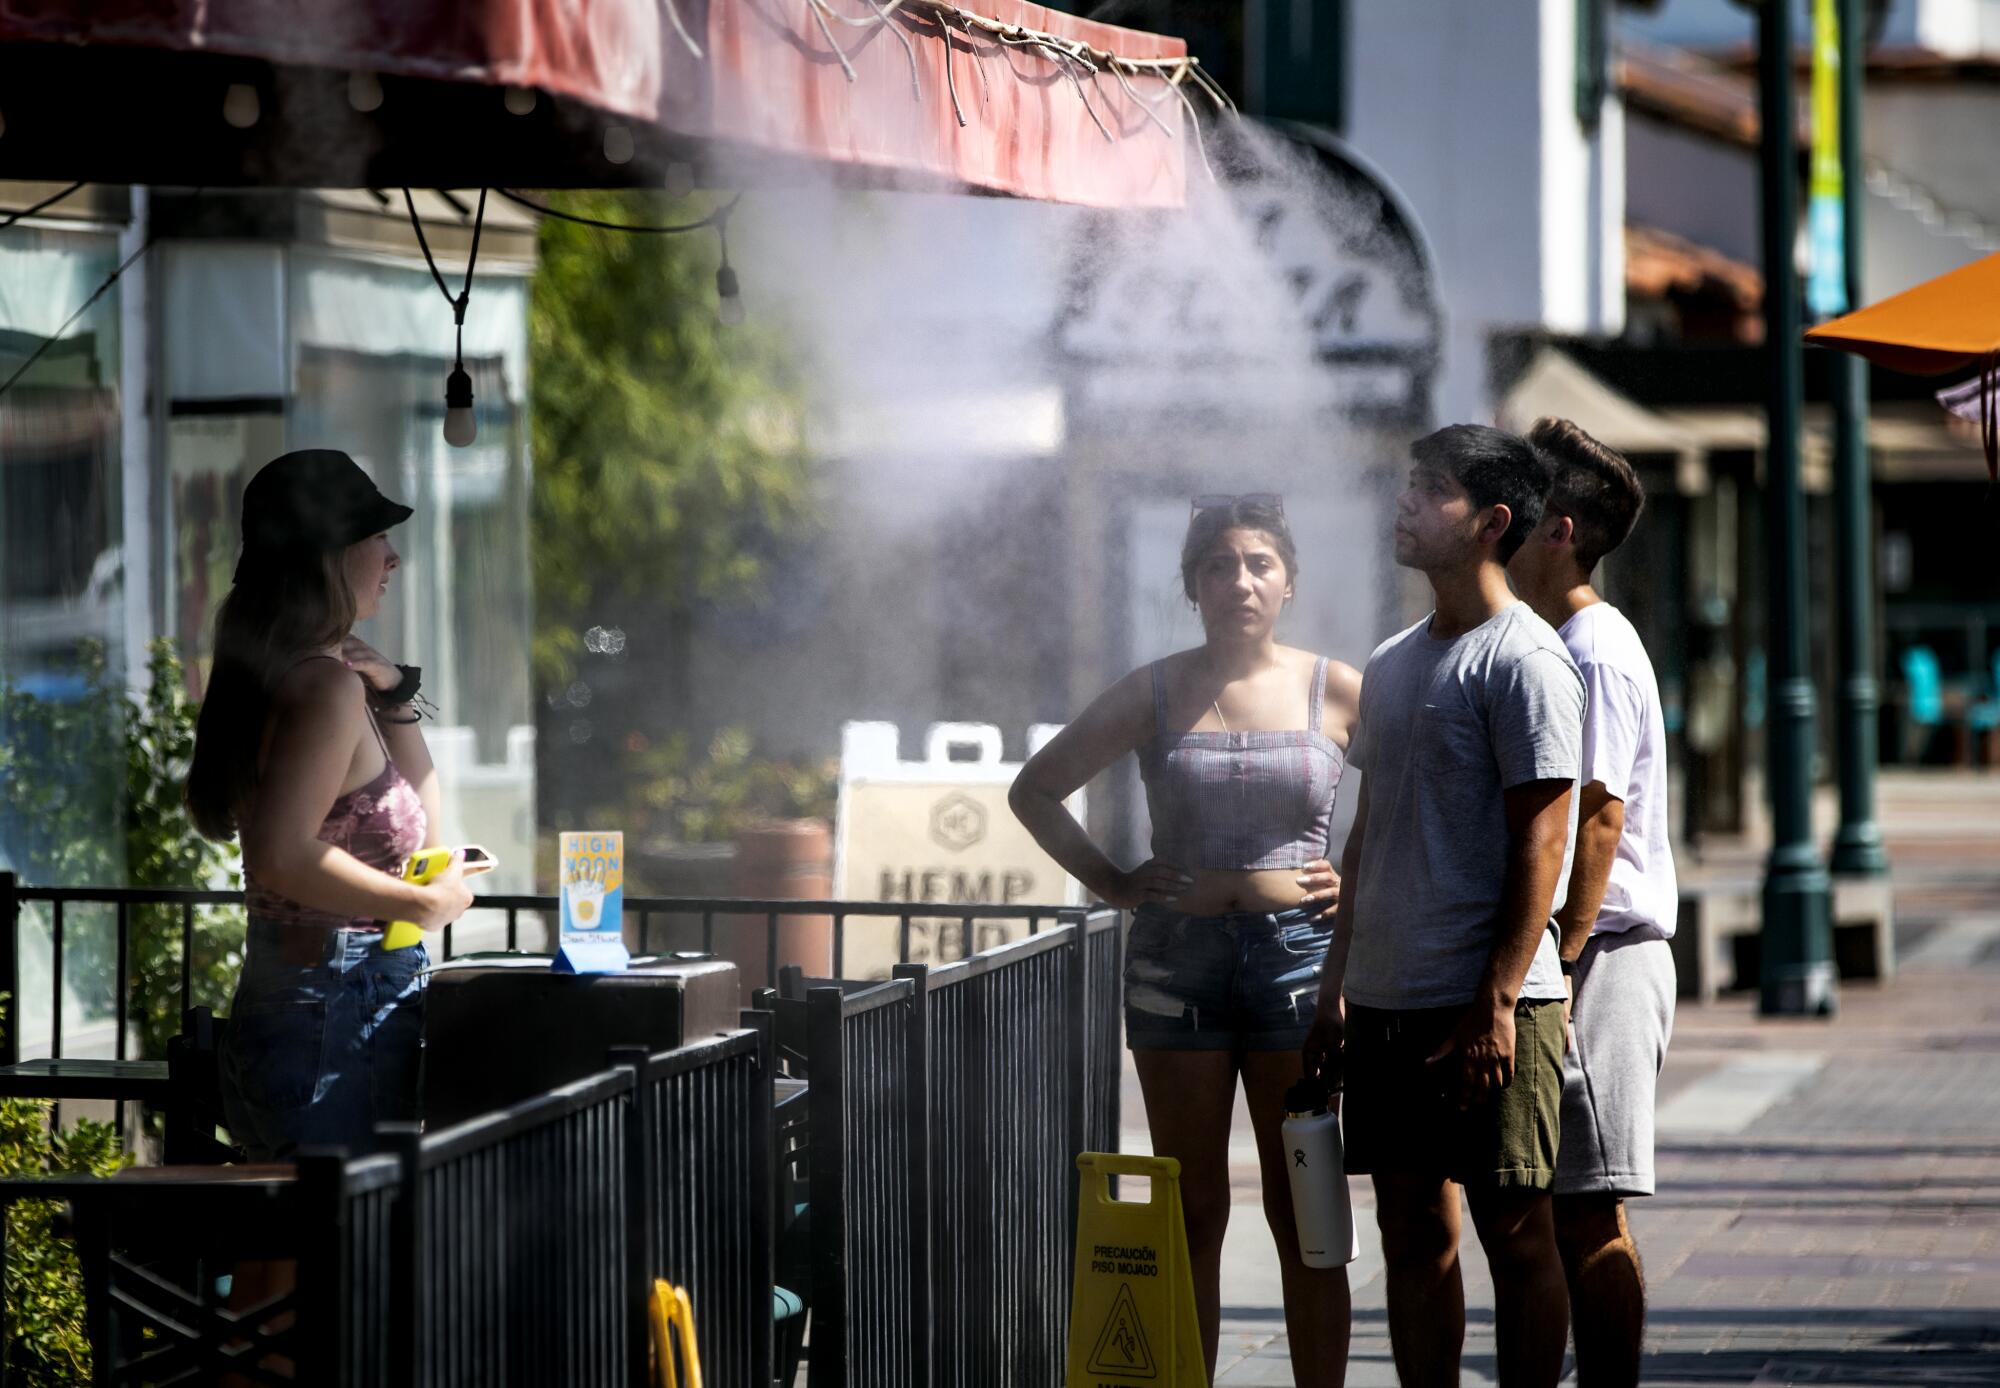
[{"xmin": 1120, "ymin": 770, "xmax": 2000, "ymax": 1386}]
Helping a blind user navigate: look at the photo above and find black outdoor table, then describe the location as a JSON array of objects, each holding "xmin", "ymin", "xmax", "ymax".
[{"xmin": 0, "ymin": 1058, "xmax": 170, "ymax": 1103}]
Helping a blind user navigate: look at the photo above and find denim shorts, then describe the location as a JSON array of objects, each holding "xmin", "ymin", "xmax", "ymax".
[
  {"xmin": 1123, "ymin": 904, "xmax": 1331, "ymax": 1052},
  {"xmin": 219, "ymin": 918, "xmax": 427, "ymax": 1161}
]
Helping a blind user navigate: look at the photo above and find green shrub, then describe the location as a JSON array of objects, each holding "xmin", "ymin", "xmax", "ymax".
[
  {"xmin": 0, "ymin": 1096, "xmax": 127, "ymax": 1385},
  {"xmin": 0, "ymin": 639, "xmax": 244, "ymax": 1065}
]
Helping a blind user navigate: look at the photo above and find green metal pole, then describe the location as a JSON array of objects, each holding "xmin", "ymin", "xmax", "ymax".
[
  {"xmin": 1828, "ymin": 0, "xmax": 1889, "ymax": 876},
  {"xmin": 1758, "ymin": 0, "xmax": 1839, "ymax": 1016}
]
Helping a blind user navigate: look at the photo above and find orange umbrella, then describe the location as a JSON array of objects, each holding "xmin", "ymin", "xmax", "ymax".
[{"xmin": 1805, "ymin": 250, "xmax": 2000, "ymax": 479}]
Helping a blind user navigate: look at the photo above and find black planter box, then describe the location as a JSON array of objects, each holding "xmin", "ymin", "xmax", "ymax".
[{"xmin": 422, "ymin": 955, "xmax": 740, "ymax": 1128}]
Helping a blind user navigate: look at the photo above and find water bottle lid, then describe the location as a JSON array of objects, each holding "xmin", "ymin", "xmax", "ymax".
[{"xmin": 1283, "ymin": 1074, "xmax": 1334, "ymax": 1118}]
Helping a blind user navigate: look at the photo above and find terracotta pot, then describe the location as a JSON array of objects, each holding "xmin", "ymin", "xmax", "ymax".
[{"xmin": 724, "ymin": 818, "xmax": 834, "ymax": 997}]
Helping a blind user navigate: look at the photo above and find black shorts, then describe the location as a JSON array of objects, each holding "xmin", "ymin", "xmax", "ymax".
[{"xmin": 1342, "ymin": 999, "xmax": 1564, "ymax": 1190}]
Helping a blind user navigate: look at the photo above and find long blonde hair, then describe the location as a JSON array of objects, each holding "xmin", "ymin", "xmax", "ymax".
[{"xmin": 185, "ymin": 545, "xmax": 358, "ymax": 840}]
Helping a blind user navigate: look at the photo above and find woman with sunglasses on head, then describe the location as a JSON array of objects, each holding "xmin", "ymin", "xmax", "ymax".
[
  {"xmin": 1011, "ymin": 493, "xmax": 1360, "ymax": 1386},
  {"xmin": 186, "ymin": 449, "xmax": 473, "ymax": 1162}
]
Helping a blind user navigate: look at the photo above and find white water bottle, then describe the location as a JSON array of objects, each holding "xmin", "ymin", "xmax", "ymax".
[{"xmin": 1282, "ymin": 1076, "xmax": 1358, "ymax": 1269}]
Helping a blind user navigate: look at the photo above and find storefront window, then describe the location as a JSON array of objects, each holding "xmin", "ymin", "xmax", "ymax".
[
  {"xmin": 164, "ymin": 245, "xmax": 536, "ymax": 893},
  {"xmin": 0, "ymin": 220, "xmax": 127, "ymax": 1061},
  {"xmin": 0, "ymin": 223, "xmax": 126, "ymax": 878}
]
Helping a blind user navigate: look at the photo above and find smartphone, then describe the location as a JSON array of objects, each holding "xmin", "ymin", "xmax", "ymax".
[{"xmin": 459, "ymin": 844, "xmax": 498, "ymax": 876}]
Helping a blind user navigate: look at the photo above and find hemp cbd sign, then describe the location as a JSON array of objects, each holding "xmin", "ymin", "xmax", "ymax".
[{"xmin": 834, "ymin": 721, "xmax": 1086, "ymax": 979}]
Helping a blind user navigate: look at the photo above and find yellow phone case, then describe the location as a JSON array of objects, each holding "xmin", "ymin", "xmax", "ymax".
[{"xmin": 383, "ymin": 846, "xmax": 456, "ymax": 950}]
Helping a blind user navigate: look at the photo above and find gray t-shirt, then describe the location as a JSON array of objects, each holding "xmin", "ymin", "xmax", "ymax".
[{"xmin": 1343, "ymin": 602, "xmax": 1584, "ymax": 1009}]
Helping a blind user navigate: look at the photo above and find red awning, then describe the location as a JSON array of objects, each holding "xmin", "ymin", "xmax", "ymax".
[{"xmin": 0, "ymin": 1, "xmax": 1191, "ymax": 207}]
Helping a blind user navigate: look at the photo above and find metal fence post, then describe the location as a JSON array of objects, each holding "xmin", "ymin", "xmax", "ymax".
[
  {"xmin": 805, "ymin": 986, "xmax": 848, "ymax": 1387},
  {"xmin": 609, "ymin": 1045, "xmax": 654, "ymax": 1384},
  {"xmin": 963, "ymin": 958, "xmax": 994, "ymax": 1380},
  {"xmin": 1064, "ymin": 920, "xmax": 1089, "ymax": 1244},
  {"xmin": 294, "ymin": 1151, "xmax": 350, "ymax": 1382},
  {"xmin": 892, "ymin": 964, "xmax": 934, "ymax": 1387},
  {"xmin": 380, "ymin": 1120, "xmax": 425, "ymax": 1386},
  {"xmin": 1, "ymin": 871, "xmax": 18, "ymax": 1067},
  {"xmin": 743, "ymin": 1009, "xmax": 778, "ymax": 1388}
]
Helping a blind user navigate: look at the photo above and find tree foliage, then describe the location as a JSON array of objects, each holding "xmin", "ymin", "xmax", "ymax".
[{"xmin": 529, "ymin": 191, "xmax": 816, "ymax": 691}]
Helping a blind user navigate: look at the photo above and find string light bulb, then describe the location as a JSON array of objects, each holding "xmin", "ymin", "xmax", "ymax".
[
  {"xmin": 348, "ymin": 71, "xmax": 385, "ymax": 113},
  {"xmin": 443, "ymin": 361, "xmax": 477, "ymax": 448},
  {"xmin": 665, "ymin": 162, "xmax": 696, "ymax": 198},
  {"xmin": 223, "ymin": 84, "xmax": 261, "ymax": 129},
  {"xmin": 716, "ymin": 267, "xmax": 745, "ymax": 326},
  {"xmin": 402, "ymin": 187, "xmax": 489, "ymax": 450},
  {"xmin": 504, "ymin": 86, "xmax": 538, "ymax": 116},
  {"xmin": 604, "ymin": 125, "xmax": 635, "ymax": 164}
]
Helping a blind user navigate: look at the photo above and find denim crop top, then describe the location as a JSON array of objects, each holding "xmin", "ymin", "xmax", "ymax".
[{"xmin": 1138, "ymin": 657, "xmax": 1345, "ymax": 870}]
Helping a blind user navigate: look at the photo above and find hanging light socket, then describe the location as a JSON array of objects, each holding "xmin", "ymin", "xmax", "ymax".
[
  {"xmin": 715, "ymin": 264, "xmax": 744, "ymax": 326},
  {"xmin": 443, "ymin": 362, "xmax": 477, "ymax": 447}
]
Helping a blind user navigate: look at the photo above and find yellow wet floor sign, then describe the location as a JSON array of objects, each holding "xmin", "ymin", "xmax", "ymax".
[{"xmin": 1068, "ymin": 1153, "xmax": 1206, "ymax": 1387}]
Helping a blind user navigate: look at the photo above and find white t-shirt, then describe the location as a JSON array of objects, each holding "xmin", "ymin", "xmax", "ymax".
[{"xmin": 1558, "ymin": 603, "xmax": 1678, "ymax": 939}]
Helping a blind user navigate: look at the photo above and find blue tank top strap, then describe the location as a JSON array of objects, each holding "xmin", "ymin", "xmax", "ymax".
[
  {"xmin": 1150, "ymin": 659, "xmax": 1169, "ymax": 736},
  {"xmin": 1308, "ymin": 657, "xmax": 1328, "ymax": 735}
]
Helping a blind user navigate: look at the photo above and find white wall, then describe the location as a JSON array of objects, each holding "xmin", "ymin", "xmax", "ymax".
[
  {"xmin": 1620, "ymin": 0, "xmax": 2000, "ymax": 57},
  {"xmin": 1349, "ymin": 0, "xmax": 1624, "ymax": 423},
  {"xmin": 1626, "ymin": 112, "xmax": 1760, "ymax": 266},
  {"xmin": 1865, "ymin": 86, "xmax": 2000, "ymax": 240}
]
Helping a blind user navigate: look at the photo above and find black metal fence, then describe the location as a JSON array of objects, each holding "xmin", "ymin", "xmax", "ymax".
[
  {"xmin": 803, "ymin": 977, "xmax": 924, "ymax": 1388},
  {"xmin": 0, "ymin": 881, "xmax": 1124, "ymax": 1388},
  {"xmin": 400, "ymin": 1069, "xmax": 635, "ymax": 1386},
  {"xmin": 775, "ymin": 907, "xmax": 1123, "ymax": 1388},
  {"xmin": 0, "ymin": 1023, "xmax": 775, "ymax": 1388},
  {"xmin": 0, "ymin": 871, "xmax": 1105, "ymax": 1067},
  {"xmin": 631, "ymin": 1027, "xmax": 776, "ymax": 1388}
]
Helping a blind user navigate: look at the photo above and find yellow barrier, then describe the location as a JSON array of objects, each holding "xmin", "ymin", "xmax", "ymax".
[
  {"xmin": 650, "ymin": 1281, "xmax": 703, "ymax": 1388},
  {"xmin": 1068, "ymin": 1153, "xmax": 1206, "ymax": 1387}
]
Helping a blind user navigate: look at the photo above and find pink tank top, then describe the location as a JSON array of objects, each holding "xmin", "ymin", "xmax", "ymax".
[{"xmin": 243, "ymin": 663, "xmax": 427, "ymax": 932}]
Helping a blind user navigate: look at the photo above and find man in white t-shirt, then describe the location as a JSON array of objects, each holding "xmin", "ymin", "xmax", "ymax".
[{"xmin": 1508, "ymin": 417, "xmax": 1677, "ymax": 1388}]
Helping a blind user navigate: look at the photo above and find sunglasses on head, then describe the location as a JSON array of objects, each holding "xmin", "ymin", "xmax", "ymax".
[{"xmin": 1190, "ymin": 492, "xmax": 1284, "ymax": 516}]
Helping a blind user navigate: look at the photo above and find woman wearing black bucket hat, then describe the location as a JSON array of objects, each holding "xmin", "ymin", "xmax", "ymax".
[{"xmin": 187, "ymin": 448, "xmax": 473, "ymax": 1160}]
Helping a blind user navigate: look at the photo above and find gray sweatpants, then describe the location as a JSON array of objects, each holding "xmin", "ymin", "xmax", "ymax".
[{"xmin": 1554, "ymin": 925, "xmax": 1676, "ymax": 1197}]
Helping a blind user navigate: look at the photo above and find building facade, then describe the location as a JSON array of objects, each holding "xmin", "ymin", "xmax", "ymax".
[{"xmin": 0, "ymin": 183, "xmax": 539, "ymax": 1057}]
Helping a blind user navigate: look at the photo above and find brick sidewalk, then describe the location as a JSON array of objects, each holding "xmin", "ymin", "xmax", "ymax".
[{"xmin": 1127, "ymin": 771, "xmax": 2000, "ymax": 1386}]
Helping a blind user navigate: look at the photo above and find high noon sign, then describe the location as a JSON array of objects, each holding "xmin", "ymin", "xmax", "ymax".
[{"xmin": 834, "ymin": 721, "xmax": 1086, "ymax": 980}]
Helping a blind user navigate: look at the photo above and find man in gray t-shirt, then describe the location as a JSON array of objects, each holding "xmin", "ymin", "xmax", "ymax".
[
  {"xmin": 1305, "ymin": 425, "xmax": 1581, "ymax": 1388},
  {"xmin": 1342, "ymin": 603, "xmax": 1582, "ymax": 1011}
]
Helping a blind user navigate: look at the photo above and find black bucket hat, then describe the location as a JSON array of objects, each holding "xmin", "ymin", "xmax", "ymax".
[{"xmin": 234, "ymin": 449, "xmax": 413, "ymax": 584}]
